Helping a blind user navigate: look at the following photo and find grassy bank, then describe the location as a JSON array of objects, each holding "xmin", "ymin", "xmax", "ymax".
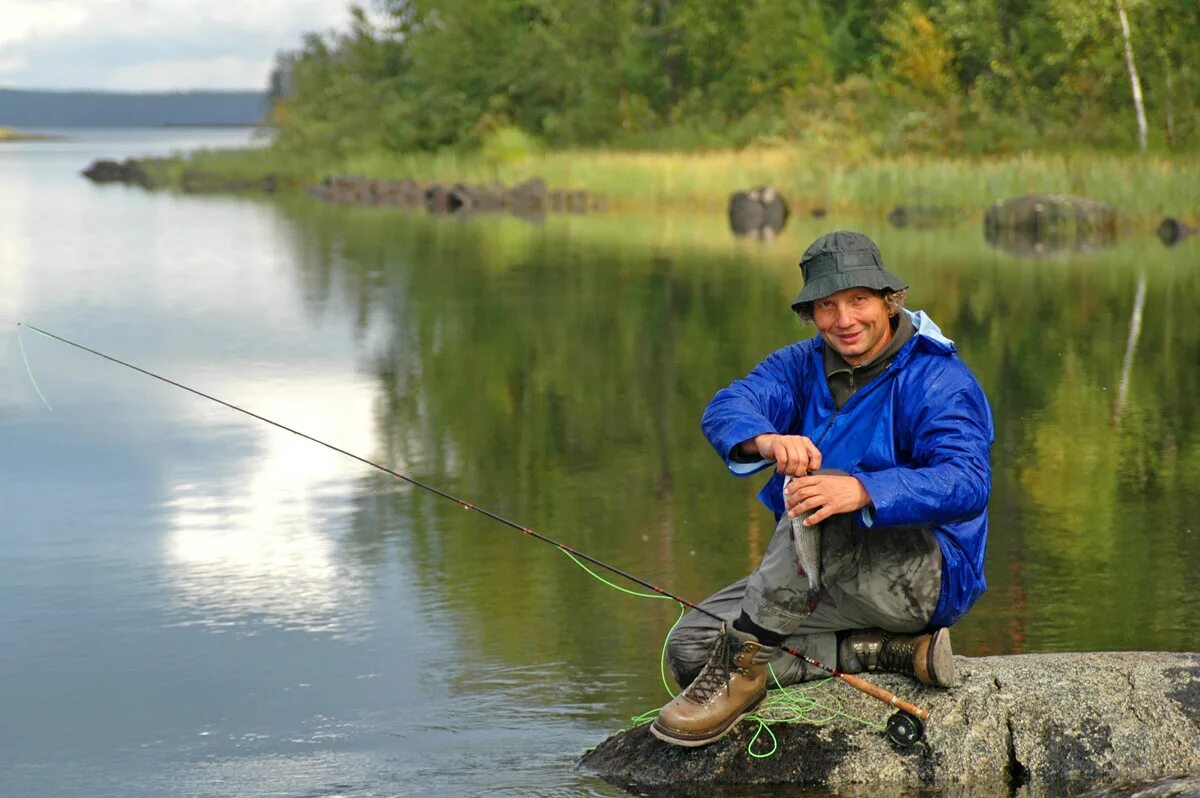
[
  {"xmin": 0, "ymin": 125, "xmax": 57, "ymax": 142},
  {"xmin": 168, "ymin": 143, "xmax": 1200, "ymax": 223}
]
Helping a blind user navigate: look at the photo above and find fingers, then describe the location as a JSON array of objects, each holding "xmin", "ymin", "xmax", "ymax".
[
  {"xmin": 800, "ymin": 503, "xmax": 836, "ymax": 526},
  {"xmin": 772, "ymin": 440, "xmax": 790, "ymax": 472},
  {"xmin": 784, "ymin": 479, "xmax": 818, "ymax": 517},
  {"xmin": 800, "ymin": 438, "xmax": 822, "ymax": 472},
  {"xmin": 771, "ymin": 435, "xmax": 819, "ymax": 477},
  {"xmin": 788, "ymin": 492, "xmax": 832, "ymax": 520},
  {"xmin": 784, "ymin": 475, "xmax": 819, "ymax": 501},
  {"xmin": 784, "ymin": 475, "xmax": 869, "ymax": 524}
]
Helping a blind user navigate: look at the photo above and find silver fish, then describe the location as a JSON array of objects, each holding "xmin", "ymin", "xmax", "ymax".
[{"xmin": 784, "ymin": 475, "xmax": 822, "ymax": 595}]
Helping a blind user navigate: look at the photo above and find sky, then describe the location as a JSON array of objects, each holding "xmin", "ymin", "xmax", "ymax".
[{"xmin": 0, "ymin": 0, "xmax": 377, "ymax": 93}]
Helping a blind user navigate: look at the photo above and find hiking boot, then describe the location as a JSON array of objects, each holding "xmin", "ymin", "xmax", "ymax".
[
  {"xmin": 838, "ymin": 627, "xmax": 957, "ymax": 687},
  {"xmin": 650, "ymin": 625, "xmax": 778, "ymax": 747}
]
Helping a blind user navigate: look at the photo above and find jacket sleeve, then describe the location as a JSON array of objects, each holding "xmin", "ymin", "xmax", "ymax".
[
  {"xmin": 853, "ymin": 363, "xmax": 993, "ymax": 527},
  {"xmin": 701, "ymin": 345, "xmax": 805, "ymax": 476}
]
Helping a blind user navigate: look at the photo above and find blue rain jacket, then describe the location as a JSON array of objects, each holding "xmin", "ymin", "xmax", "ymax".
[{"xmin": 701, "ymin": 310, "xmax": 994, "ymax": 629}]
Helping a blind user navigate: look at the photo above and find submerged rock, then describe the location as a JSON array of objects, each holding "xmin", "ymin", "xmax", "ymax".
[{"xmin": 577, "ymin": 652, "xmax": 1200, "ymax": 797}]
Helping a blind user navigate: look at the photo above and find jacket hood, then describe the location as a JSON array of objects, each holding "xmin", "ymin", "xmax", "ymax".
[{"xmin": 907, "ymin": 310, "xmax": 956, "ymax": 353}]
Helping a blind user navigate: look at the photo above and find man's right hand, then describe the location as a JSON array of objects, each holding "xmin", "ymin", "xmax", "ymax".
[{"xmin": 743, "ymin": 433, "xmax": 822, "ymax": 477}]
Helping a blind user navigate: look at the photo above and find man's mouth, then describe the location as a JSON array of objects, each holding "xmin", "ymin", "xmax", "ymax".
[{"xmin": 836, "ymin": 331, "xmax": 862, "ymax": 346}]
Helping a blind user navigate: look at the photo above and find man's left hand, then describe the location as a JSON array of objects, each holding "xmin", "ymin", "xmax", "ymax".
[{"xmin": 784, "ymin": 475, "xmax": 872, "ymax": 526}]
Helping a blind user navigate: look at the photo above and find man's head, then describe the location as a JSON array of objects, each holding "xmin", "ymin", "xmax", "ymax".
[{"xmin": 792, "ymin": 231, "xmax": 909, "ymax": 366}]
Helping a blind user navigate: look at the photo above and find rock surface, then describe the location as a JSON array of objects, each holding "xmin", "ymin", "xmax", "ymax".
[{"xmin": 577, "ymin": 652, "xmax": 1200, "ymax": 797}]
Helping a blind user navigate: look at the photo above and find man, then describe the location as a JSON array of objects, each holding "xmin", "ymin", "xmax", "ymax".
[{"xmin": 651, "ymin": 230, "xmax": 993, "ymax": 748}]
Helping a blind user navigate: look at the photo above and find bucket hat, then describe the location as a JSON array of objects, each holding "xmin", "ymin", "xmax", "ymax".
[{"xmin": 791, "ymin": 231, "xmax": 907, "ymax": 312}]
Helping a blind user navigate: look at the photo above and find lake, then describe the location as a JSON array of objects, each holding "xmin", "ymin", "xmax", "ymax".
[{"xmin": 2, "ymin": 129, "xmax": 1197, "ymax": 797}]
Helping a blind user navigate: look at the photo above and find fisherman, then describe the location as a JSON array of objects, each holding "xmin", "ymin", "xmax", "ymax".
[{"xmin": 651, "ymin": 230, "xmax": 994, "ymax": 747}]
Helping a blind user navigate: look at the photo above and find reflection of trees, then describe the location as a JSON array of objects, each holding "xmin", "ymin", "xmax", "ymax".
[
  {"xmin": 982, "ymin": 253, "xmax": 1199, "ymax": 652},
  {"xmin": 275, "ymin": 200, "xmax": 803, "ymax": 683},
  {"xmin": 277, "ymin": 201, "xmax": 1200, "ymax": 669}
]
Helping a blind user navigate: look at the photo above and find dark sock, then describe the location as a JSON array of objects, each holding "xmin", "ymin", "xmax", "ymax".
[{"xmin": 732, "ymin": 611, "xmax": 787, "ymax": 647}]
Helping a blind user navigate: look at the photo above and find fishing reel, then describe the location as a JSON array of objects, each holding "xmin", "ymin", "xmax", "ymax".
[{"xmin": 885, "ymin": 710, "xmax": 926, "ymax": 749}]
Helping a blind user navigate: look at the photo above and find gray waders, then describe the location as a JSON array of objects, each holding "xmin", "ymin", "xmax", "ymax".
[{"xmin": 666, "ymin": 508, "xmax": 943, "ymax": 689}]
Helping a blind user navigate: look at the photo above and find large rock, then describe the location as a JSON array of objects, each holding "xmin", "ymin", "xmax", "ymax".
[
  {"xmin": 984, "ymin": 194, "xmax": 1117, "ymax": 256},
  {"xmin": 1157, "ymin": 218, "xmax": 1196, "ymax": 247},
  {"xmin": 81, "ymin": 158, "xmax": 151, "ymax": 188},
  {"xmin": 728, "ymin": 186, "xmax": 789, "ymax": 238},
  {"xmin": 578, "ymin": 652, "xmax": 1200, "ymax": 797}
]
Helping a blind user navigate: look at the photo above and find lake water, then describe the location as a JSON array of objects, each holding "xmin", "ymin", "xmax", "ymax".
[{"xmin": 1, "ymin": 129, "xmax": 1197, "ymax": 798}]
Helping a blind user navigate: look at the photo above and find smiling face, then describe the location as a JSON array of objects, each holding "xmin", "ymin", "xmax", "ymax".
[{"xmin": 812, "ymin": 287, "xmax": 894, "ymax": 366}]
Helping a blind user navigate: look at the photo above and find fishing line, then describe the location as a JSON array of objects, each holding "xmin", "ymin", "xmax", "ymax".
[
  {"xmin": 17, "ymin": 321, "xmax": 930, "ymax": 747},
  {"xmin": 627, "ymin": 666, "xmax": 885, "ymax": 759},
  {"xmin": 16, "ymin": 323, "xmax": 53, "ymax": 411}
]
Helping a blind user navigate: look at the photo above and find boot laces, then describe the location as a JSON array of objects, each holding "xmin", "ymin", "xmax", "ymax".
[
  {"xmin": 681, "ymin": 632, "xmax": 736, "ymax": 704},
  {"xmin": 879, "ymin": 633, "xmax": 917, "ymax": 673}
]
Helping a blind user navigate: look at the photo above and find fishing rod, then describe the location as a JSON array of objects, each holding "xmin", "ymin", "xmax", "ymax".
[{"xmin": 17, "ymin": 321, "xmax": 930, "ymax": 747}]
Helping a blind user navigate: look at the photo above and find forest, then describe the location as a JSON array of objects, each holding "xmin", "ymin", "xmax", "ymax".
[{"xmin": 268, "ymin": 0, "xmax": 1200, "ymax": 159}]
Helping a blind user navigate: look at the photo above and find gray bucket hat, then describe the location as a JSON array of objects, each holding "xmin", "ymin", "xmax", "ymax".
[{"xmin": 791, "ymin": 231, "xmax": 907, "ymax": 311}]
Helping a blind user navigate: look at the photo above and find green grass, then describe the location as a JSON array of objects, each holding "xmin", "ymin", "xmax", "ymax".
[{"xmin": 168, "ymin": 143, "xmax": 1200, "ymax": 224}]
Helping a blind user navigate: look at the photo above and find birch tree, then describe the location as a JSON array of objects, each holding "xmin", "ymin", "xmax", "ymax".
[{"xmin": 1114, "ymin": 0, "xmax": 1149, "ymax": 152}]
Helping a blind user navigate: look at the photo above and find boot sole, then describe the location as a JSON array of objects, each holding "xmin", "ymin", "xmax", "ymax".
[
  {"xmin": 925, "ymin": 627, "xmax": 957, "ymax": 688},
  {"xmin": 648, "ymin": 692, "xmax": 766, "ymax": 748}
]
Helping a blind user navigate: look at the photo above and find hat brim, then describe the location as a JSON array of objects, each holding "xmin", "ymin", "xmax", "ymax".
[{"xmin": 791, "ymin": 267, "xmax": 908, "ymax": 311}]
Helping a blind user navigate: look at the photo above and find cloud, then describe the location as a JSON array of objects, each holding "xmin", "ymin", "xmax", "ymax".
[
  {"xmin": 0, "ymin": 1, "xmax": 89, "ymax": 47},
  {"xmin": 105, "ymin": 55, "xmax": 278, "ymax": 92},
  {"xmin": 0, "ymin": 0, "xmax": 371, "ymax": 91}
]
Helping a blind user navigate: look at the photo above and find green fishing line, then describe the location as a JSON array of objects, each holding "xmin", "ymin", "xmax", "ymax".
[
  {"xmin": 559, "ymin": 547, "xmax": 884, "ymax": 758},
  {"xmin": 16, "ymin": 323, "xmax": 53, "ymax": 411},
  {"xmin": 561, "ymin": 549, "xmax": 685, "ymax": 697}
]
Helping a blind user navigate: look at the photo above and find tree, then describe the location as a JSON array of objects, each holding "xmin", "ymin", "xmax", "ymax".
[{"xmin": 1114, "ymin": 0, "xmax": 1149, "ymax": 152}]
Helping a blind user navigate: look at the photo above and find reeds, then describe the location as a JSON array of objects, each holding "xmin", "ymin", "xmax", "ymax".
[{"xmin": 172, "ymin": 143, "xmax": 1200, "ymax": 222}]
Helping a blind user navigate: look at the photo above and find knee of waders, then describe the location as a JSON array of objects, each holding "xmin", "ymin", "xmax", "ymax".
[{"xmin": 666, "ymin": 623, "xmax": 724, "ymax": 688}]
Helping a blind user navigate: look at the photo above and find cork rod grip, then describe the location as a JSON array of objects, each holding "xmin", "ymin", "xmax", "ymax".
[{"xmin": 837, "ymin": 673, "xmax": 930, "ymax": 720}]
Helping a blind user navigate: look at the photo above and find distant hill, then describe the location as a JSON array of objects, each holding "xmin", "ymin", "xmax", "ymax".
[{"xmin": 0, "ymin": 88, "xmax": 269, "ymax": 127}]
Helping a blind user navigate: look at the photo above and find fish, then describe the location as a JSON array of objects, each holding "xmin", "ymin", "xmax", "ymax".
[{"xmin": 784, "ymin": 475, "xmax": 822, "ymax": 596}]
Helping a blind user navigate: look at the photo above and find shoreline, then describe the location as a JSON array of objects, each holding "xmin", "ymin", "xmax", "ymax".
[
  {"xmin": 125, "ymin": 143, "xmax": 1200, "ymax": 225},
  {"xmin": 79, "ymin": 144, "xmax": 1195, "ymax": 235},
  {"xmin": 0, "ymin": 125, "xmax": 62, "ymax": 142}
]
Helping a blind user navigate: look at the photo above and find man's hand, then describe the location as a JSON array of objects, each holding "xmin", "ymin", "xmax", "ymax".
[
  {"xmin": 785, "ymin": 474, "xmax": 871, "ymax": 526},
  {"xmin": 742, "ymin": 433, "xmax": 822, "ymax": 477}
]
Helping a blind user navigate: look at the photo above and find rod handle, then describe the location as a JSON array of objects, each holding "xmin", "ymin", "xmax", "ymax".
[{"xmin": 837, "ymin": 672, "xmax": 929, "ymax": 720}]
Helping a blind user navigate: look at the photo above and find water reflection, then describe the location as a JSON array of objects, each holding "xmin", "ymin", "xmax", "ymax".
[
  {"xmin": 984, "ymin": 224, "xmax": 1117, "ymax": 257},
  {"xmin": 6, "ymin": 129, "xmax": 1199, "ymax": 797},
  {"xmin": 275, "ymin": 201, "xmax": 1200, "ymax": 662},
  {"xmin": 161, "ymin": 374, "xmax": 381, "ymax": 638}
]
